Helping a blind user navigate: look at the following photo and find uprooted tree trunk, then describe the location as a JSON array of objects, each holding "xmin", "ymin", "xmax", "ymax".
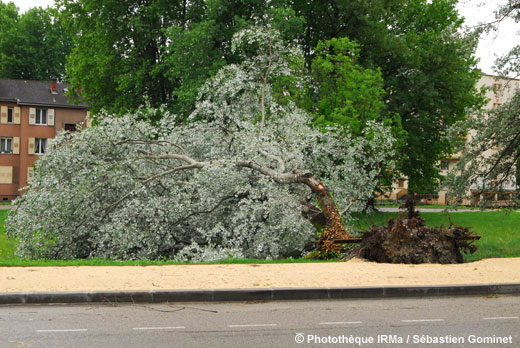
[
  {"xmin": 345, "ymin": 198, "xmax": 479, "ymax": 264},
  {"xmin": 297, "ymin": 174, "xmax": 351, "ymax": 253}
]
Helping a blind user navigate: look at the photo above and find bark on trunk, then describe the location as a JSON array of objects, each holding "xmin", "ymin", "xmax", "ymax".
[{"xmin": 298, "ymin": 174, "xmax": 351, "ymax": 253}]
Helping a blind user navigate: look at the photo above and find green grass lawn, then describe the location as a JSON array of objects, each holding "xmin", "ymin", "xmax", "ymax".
[
  {"xmin": 1, "ymin": 209, "xmax": 519, "ymax": 265},
  {"xmin": 0, "ymin": 210, "xmax": 15, "ymax": 261},
  {"xmin": 375, "ymin": 203, "xmax": 475, "ymax": 210}
]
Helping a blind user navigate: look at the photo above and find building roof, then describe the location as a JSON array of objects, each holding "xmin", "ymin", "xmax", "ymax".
[{"xmin": 0, "ymin": 78, "xmax": 88, "ymax": 109}]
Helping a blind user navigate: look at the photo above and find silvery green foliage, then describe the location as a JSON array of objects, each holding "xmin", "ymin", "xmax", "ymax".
[
  {"xmin": 445, "ymin": 89, "xmax": 520, "ymax": 206},
  {"xmin": 7, "ymin": 27, "xmax": 394, "ymax": 261}
]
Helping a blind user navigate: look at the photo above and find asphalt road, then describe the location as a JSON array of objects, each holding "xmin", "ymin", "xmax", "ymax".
[{"xmin": 1, "ymin": 296, "xmax": 518, "ymax": 348}]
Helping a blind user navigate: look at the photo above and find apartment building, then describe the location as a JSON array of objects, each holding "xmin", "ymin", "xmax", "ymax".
[
  {"xmin": 0, "ymin": 78, "xmax": 88, "ymax": 201},
  {"xmin": 387, "ymin": 73, "xmax": 520, "ymax": 205}
]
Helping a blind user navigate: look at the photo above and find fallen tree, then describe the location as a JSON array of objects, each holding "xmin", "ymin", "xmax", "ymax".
[{"xmin": 7, "ymin": 27, "xmax": 395, "ymax": 261}]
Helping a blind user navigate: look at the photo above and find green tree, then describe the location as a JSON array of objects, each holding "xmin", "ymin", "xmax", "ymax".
[
  {"xmin": 308, "ymin": 37, "xmax": 405, "ymax": 197},
  {"xmin": 60, "ymin": 0, "xmax": 202, "ymax": 116},
  {"xmin": 291, "ymin": 0, "xmax": 484, "ymax": 194},
  {"xmin": 59, "ymin": 0, "xmax": 302, "ymax": 118},
  {"xmin": 0, "ymin": 3, "xmax": 73, "ymax": 80},
  {"xmin": 162, "ymin": 21, "xmax": 227, "ymax": 117},
  {"xmin": 311, "ymin": 37, "xmax": 388, "ymax": 135},
  {"xmin": 0, "ymin": 1, "xmax": 17, "ymax": 32}
]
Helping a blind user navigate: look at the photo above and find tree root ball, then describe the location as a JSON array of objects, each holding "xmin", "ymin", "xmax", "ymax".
[{"xmin": 346, "ymin": 201, "xmax": 479, "ymax": 264}]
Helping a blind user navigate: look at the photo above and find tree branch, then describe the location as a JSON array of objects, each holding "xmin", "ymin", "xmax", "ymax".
[
  {"xmin": 171, "ymin": 192, "xmax": 249, "ymax": 226},
  {"xmin": 236, "ymin": 160, "xmax": 302, "ymax": 184},
  {"xmin": 136, "ymin": 151, "xmax": 206, "ymax": 167},
  {"xmin": 100, "ymin": 164, "xmax": 202, "ymax": 216},
  {"xmin": 258, "ymin": 149, "xmax": 286, "ymax": 172}
]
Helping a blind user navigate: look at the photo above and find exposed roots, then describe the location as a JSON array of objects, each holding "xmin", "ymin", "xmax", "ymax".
[{"xmin": 345, "ymin": 199, "xmax": 479, "ymax": 264}]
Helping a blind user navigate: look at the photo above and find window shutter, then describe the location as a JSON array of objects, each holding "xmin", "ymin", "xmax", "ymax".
[
  {"xmin": 27, "ymin": 167, "xmax": 34, "ymax": 183},
  {"xmin": 48, "ymin": 108, "xmax": 55, "ymax": 126},
  {"xmin": 14, "ymin": 107, "xmax": 21, "ymax": 124},
  {"xmin": 86, "ymin": 111, "xmax": 92, "ymax": 127},
  {"xmin": 28, "ymin": 137, "xmax": 35, "ymax": 155},
  {"xmin": 0, "ymin": 166, "xmax": 13, "ymax": 184},
  {"xmin": 0, "ymin": 106, "xmax": 7, "ymax": 124},
  {"xmin": 13, "ymin": 137, "xmax": 19, "ymax": 154},
  {"xmin": 29, "ymin": 108, "xmax": 36, "ymax": 125}
]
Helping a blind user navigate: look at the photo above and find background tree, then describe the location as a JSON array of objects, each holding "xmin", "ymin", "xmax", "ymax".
[
  {"xmin": 59, "ymin": 0, "xmax": 303, "ymax": 118},
  {"xmin": 0, "ymin": 1, "xmax": 17, "ymax": 36},
  {"xmin": 0, "ymin": 3, "xmax": 73, "ymax": 80},
  {"xmin": 7, "ymin": 27, "xmax": 395, "ymax": 261},
  {"xmin": 59, "ymin": 0, "xmax": 201, "ymax": 116},
  {"xmin": 310, "ymin": 37, "xmax": 387, "ymax": 136},
  {"xmin": 492, "ymin": 0, "xmax": 520, "ymax": 190},
  {"xmin": 304, "ymin": 37, "xmax": 405, "ymax": 196},
  {"xmin": 290, "ymin": 0, "xmax": 484, "ymax": 194},
  {"xmin": 492, "ymin": 0, "xmax": 520, "ymax": 79},
  {"xmin": 446, "ymin": 90, "xmax": 520, "ymax": 206},
  {"xmin": 55, "ymin": 0, "xmax": 483, "ymax": 192}
]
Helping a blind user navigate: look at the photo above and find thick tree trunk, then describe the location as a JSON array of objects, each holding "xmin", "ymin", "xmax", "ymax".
[{"xmin": 298, "ymin": 174, "xmax": 352, "ymax": 253}]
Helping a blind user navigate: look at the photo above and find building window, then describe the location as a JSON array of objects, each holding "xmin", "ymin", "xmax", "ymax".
[
  {"xmin": 441, "ymin": 160, "xmax": 449, "ymax": 171},
  {"xmin": 7, "ymin": 107, "xmax": 13, "ymax": 123},
  {"xmin": 64, "ymin": 123, "xmax": 77, "ymax": 132},
  {"xmin": 35, "ymin": 109, "xmax": 47, "ymax": 125},
  {"xmin": 398, "ymin": 179, "xmax": 405, "ymax": 188},
  {"xmin": 35, "ymin": 138, "xmax": 47, "ymax": 154},
  {"xmin": 0, "ymin": 138, "xmax": 12, "ymax": 154}
]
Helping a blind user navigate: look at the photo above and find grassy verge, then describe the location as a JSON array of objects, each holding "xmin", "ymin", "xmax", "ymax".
[
  {"xmin": 0, "ymin": 210, "xmax": 15, "ymax": 261},
  {"xmin": 1, "ymin": 210, "xmax": 519, "ymax": 265},
  {"xmin": 0, "ymin": 257, "xmax": 339, "ymax": 267},
  {"xmin": 375, "ymin": 203, "xmax": 475, "ymax": 209}
]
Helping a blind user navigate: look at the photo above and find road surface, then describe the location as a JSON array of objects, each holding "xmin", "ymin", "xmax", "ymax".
[{"xmin": 1, "ymin": 296, "xmax": 518, "ymax": 347}]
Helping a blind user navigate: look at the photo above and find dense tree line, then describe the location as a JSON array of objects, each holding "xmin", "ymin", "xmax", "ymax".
[
  {"xmin": 56, "ymin": 0, "xmax": 483, "ymax": 194},
  {"xmin": 1, "ymin": 0, "xmax": 485, "ymax": 194}
]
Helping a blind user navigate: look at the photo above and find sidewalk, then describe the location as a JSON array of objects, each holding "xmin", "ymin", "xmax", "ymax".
[{"xmin": 1, "ymin": 258, "xmax": 519, "ymax": 304}]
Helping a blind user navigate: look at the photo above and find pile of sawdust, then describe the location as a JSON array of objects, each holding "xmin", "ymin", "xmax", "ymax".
[{"xmin": 0, "ymin": 257, "xmax": 519, "ymax": 293}]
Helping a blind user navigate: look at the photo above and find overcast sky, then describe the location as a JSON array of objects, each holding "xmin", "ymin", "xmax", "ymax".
[{"xmin": 7, "ymin": 0, "xmax": 518, "ymax": 75}]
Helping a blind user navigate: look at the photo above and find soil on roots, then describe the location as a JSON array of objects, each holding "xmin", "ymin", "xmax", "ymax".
[{"xmin": 346, "ymin": 199, "xmax": 479, "ymax": 264}]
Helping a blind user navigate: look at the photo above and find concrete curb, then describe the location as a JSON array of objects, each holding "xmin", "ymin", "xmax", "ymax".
[{"xmin": 1, "ymin": 283, "xmax": 519, "ymax": 305}]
